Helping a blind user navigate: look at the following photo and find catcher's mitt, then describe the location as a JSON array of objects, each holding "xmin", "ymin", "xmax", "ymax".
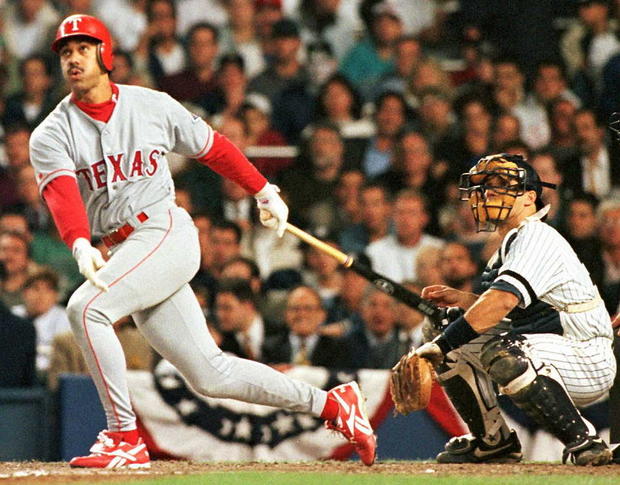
[{"xmin": 389, "ymin": 350, "xmax": 434, "ymax": 415}]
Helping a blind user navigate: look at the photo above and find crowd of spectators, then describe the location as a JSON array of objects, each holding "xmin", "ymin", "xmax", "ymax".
[{"xmin": 1, "ymin": 0, "xmax": 620, "ymax": 389}]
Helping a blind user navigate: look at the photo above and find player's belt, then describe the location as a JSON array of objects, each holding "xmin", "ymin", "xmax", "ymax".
[
  {"xmin": 102, "ymin": 212, "xmax": 149, "ymax": 248},
  {"xmin": 554, "ymin": 297, "xmax": 603, "ymax": 313}
]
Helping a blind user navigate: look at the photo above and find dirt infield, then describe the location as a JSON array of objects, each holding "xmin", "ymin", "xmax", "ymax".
[{"xmin": 1, "ymin": 461, "xmax": 619, "ymax": 484}]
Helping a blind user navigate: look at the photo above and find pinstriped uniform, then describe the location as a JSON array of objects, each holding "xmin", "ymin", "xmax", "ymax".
[{"xmin": 452, "ymin": 211, "xmax": 616, "ymax": 410}]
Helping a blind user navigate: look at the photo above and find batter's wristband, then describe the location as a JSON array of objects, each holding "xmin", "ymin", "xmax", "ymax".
[{"xmin": 437, "ymin": 315, "xmax": 479, "ymax": 352}]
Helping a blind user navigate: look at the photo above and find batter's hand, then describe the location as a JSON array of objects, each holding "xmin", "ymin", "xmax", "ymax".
[
  {"xmin": 72, "ymin": 238, "xmax": 109, "ymax": 292},
  {"xmin": 255, "ymin": 183, "xmax": 288, "ymax": 237}
]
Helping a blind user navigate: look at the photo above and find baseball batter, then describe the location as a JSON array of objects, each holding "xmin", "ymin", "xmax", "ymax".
[
  {"xmin": 415, "ymin": 153, "xmax": 616, "ymax": 465},
  {"xmin": 29, "ymin": 15, "xmax": 376, "ymax": 468}
]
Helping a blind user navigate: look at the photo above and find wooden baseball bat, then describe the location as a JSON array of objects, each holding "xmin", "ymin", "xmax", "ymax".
[{"xmin": 285, "ymin": 223, "xmax": 444, "ymax": 321}]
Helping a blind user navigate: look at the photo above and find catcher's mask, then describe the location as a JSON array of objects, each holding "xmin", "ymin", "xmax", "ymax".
[{"xmin": 459, "ymin": 153, "xmax": 557, "ymax": 232}]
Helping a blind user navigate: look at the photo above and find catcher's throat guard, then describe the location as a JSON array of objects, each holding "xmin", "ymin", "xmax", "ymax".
[{"xmin": 459, "ymin": 155, "xmax": 526, "ymax": 232}]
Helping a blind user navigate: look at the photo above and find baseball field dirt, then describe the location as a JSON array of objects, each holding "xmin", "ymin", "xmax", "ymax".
[{"xmin": 1, "ymin": 461, "xmax": 620, "ymax": 484}]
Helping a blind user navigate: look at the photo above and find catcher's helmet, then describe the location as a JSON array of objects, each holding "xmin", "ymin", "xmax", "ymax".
[
  {"xmin": 459, "ymin": 153, "xmax": 556, "ymax": 232},
  {"xmin": 51, "ymin": 15, "xmax": 114, "ymax": 72}
]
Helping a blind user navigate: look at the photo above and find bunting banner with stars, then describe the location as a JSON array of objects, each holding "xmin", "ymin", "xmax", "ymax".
[{"xmin": 127, "ymin": 361, "xmax": 395, "ymax": 461}]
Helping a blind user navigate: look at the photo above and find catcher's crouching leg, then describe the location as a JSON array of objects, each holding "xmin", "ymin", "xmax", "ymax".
[
  {"xmin": 421, "ymin": 320, "xmax": 521, "ymax": 463},
  {"xmin": 480, "ymin": 333, "xmax": 612, "ymax": 466},
  {"xmin": 433, "ymin": 358, "xmax": 522, "ymax": 463}
]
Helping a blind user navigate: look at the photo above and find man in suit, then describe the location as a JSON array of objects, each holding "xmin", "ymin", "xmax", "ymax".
[
  {"xmin": 563, "ymin": 109, "xmax": 620, "ymax": 200},
  {"xmin": 343, "ymin": 285, "xmax": 401, "ymax": 369},
  {"xmin": 262, "ymin": 285, "xmax": 348, "ymax": 368},
  {"xmin": 216, "ymin": 278, "xmax": 277, "ymax": 361}
]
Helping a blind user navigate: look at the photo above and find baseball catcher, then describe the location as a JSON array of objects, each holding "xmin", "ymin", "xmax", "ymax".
[{"xmin": 393, "ymin": 153, "xmax": 616, "ymax": 465}]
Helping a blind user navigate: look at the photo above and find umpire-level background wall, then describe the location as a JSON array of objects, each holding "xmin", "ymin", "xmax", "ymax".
[
  {"xmin": 0, "ymin": 373, "xmax": 610, "ymax": 462},
  {"xmin": 0, "ymin": 374, "xmax": 450, "ymax": 462}
]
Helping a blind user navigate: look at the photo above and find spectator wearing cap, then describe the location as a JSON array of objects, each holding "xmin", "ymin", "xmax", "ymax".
[
  {"xmin": 219, "ymin": 0, "xmax": 265, "ymax": 79},
  {"xmin": 158, "ymin": 22, "xmax": 220, "ymax": 103},
  {"xmin": 248, "ymin": 17, "xmax": 314, "ymax": 142},
  {"xmin": 240, "ymin": 93, "xmax": 292, "ymax": 176},
  {"xmin": 249, "ymin": 16, "xmax": 305, "ymax": 105},
  {"xmin": 340, "ymin": 1, "xmax": 402, "ymax": 100}
]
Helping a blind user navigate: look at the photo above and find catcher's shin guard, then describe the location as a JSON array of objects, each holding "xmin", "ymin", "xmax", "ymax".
[
  {"xmin": 435, "ymin": 358, "xmax": 511, "ymax": 444},
  {"xmin": 481, "ymin": 334, "xmax": 612, "ymax": 465}
]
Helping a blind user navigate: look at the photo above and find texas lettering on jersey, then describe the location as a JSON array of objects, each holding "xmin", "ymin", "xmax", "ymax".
[
  {"xmin": 76, "ymin": 149, "xmax": 162, "ymax": 190},
  {"xmin": 30, "ymin": 84, "xmax": 213, "ymax": 235}
]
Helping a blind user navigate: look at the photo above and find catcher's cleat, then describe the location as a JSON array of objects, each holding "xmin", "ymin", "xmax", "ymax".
[
  {"xmin": 326, "ymin": 381, "xmax": 377, "ymax": 466},
  {"xmin": 562, "ymin": 436, "xmax": 612, "ymax": 466},
  {"xmin": 69, "ymin": 430, "xmax": 151, "ymax": 469},
  {"xmin": 436, "ymin": 430, "xmax": 522, "ymax": 463},
  {"xmin": 612, "ymin": 444, "xmax": 620, "ymax": 464}
]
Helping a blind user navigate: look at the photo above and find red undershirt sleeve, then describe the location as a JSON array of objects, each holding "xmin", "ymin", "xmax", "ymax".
[
  {"xmin": 43, "ymin": 175, "xmax": 91, "ymax": 248},
  {"xmin": 197, "ymin": 132, "xmax": 267, "ymax": 195}
]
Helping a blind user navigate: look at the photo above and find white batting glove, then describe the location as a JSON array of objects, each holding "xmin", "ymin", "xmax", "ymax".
[
  {"xmin": 255, "ymin": 183, "xmax": 289, "ymax": 237},
  {"xmin": 72, "ymin": 238, "xmax": 109, "ymax": 292}
]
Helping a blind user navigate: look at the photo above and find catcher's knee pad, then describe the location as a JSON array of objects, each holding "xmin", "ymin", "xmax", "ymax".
[{"xmin": 480, "ymin": 333, "xmax": 535, "ymax": 394}]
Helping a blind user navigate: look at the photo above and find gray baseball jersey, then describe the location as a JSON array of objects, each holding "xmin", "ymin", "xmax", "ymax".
[{"xmin": 30, "ymin": 85, "xmax": 213, "ymax": 236}]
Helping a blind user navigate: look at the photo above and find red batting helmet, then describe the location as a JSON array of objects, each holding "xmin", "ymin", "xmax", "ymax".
[{"xmin": 51, "ymin": 15, "xmax": 114, "ymax": 72}]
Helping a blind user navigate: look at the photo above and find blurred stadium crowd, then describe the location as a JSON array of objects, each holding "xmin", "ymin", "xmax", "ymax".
[{"xmin": 0, "ymin": 0, "xmax": 619, "ymax": 391}]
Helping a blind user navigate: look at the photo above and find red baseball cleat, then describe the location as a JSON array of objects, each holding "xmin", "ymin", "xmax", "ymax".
[
  {"xmin": 326, "ymin": 381, "xmax": 377, "ymax": 466},
  {"xmin": 69, "ymin": 430, "xmax": 150, "ymax": 469}
]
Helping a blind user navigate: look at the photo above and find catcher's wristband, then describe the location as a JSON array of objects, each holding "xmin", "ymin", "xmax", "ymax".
[{"xmin": 435, "ymin": 315, "xmax": 479, "ymax": 353}]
